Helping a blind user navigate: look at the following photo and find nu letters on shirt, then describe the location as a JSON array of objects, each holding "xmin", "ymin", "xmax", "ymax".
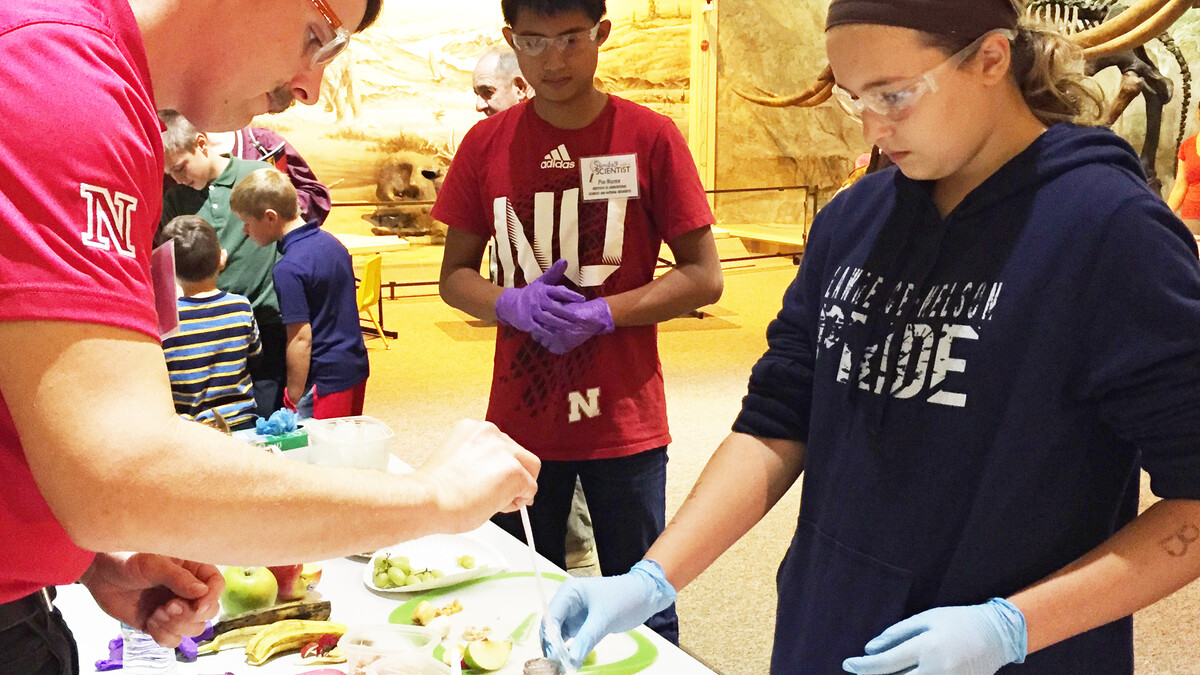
[{"xmin": 816, "ymin": 265, "xmax": 1004, "ymax": 408}]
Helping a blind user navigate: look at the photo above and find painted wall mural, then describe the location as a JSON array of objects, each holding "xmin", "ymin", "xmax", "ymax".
[{"xmin": 255, "ymin": 0, "xmax": 692, "ymax": 239}]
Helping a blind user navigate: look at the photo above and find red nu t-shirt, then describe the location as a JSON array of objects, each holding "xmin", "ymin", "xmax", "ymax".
[
  {"xmin": 0, "ymin": 0, "xmax": 162, "ymax": 602},
  {"xmin": 432, "ymin": 97, "xmax": 714, "ymax": 461}
]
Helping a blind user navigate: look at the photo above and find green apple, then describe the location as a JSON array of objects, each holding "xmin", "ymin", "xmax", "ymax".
[
  {"xmin": 463, "ymin": 639, "xmax": 512, "ymax": 671},
  {"xmin": 219, "ymin": 566, "xmax": 278, "ymax": 616}
]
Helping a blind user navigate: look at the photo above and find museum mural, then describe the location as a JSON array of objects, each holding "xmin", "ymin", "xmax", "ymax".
[
  {"xmin": 253, "ymin": 0, "xmax": 691, "ymax": 239},
  {"xmin": 256, "ymin": 1, "xmax": 1200, "ymax": 244}
]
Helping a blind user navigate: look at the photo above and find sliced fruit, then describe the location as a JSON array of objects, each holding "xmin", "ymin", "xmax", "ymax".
[
  {"xmin": 463, "ymin": 639, "xmax": 513, "ymax": 672},
  {"xmin": 412, "ymin": 600, "xmax": 438, "ymax": 626}
]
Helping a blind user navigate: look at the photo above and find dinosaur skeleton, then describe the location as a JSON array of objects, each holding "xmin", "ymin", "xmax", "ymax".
[{"xmin": 738, "ymin": 0, "xmax": 1196, "ymax": 187}]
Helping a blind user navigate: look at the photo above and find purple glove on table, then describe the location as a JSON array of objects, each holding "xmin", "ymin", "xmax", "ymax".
[
  {"xmin": 531, "ymin": 296, "xmax": 615, "ymax": 355},
  {"xmin": 494, "ymin": 259, "xmax": 584, "ymax": 334}
]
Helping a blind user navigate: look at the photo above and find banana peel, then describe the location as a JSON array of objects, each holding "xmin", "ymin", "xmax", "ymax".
[
  {"xmin": 213, "ymin": 599, "xmax": 332, "ymax": 636},
  {"xmin": 244, "ymin": 619, "xmax": 347, "ymax": 666},
  {"xmin": 196, "ymin": 624, "xmax": 267, "ymax": 655}
]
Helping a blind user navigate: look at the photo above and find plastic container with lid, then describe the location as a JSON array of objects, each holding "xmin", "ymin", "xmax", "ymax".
[
  {"xmin": 339, "ymin": 623, "xmax": 441, "ymax": 675},
  {"xmin": 305, "ymin": 416, "xmax": 393, "ymax": 471},
  {"xmin": 365, "ymin": 654, "xmax": 450, "ymax": 675}
]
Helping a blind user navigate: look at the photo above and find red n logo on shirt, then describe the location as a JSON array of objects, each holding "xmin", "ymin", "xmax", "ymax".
[
  {"xmin": 493, "ymin": 190, "xmax": 627, "ymax": 288},
  {"xmin": 80, "ymin": 184, "xmax": 138, "ymax": 258}
]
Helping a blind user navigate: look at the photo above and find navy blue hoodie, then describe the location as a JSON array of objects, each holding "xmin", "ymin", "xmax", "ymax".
[{"xmin": 734, "ymin": 124, "xmax": 1200, "ymax": 674}]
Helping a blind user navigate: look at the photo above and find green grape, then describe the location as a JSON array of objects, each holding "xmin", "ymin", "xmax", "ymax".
[
  {"xmin": 387, "ymin": 566, "xmax": 408, "ymax": 587},
  {"xmin": 457, "ymin": 555, "xmax": 476, "ymax": 569},
  {"xmin": 392, "ymin": 559, "xmax": 412, "ymax": 576},
  {"xmin": 374, "ymin": 557, "xmax": 389, "ymax": 573},
  {"xmin": 374, "ymin": 571, "xmax": 393, "ymax": 588},
  {"xmin": 404, "ymin": 574, "xmax": 421, "ymax": 586},
  {"xmin": 394, "ymin": 555, "xmax": 411, "ymax": 567},
  {"xmin": 431, "ymin": 569, "xmax": 445, "ymax": 579}
]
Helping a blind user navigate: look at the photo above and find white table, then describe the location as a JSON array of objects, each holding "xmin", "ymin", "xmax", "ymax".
[
  {"xmin": 333, "ymin": 232, "xmax": 410, "ymax": 256},
  {"xmin": 55, "ymin": 463, "xmax": 713, "ymax": 674}
]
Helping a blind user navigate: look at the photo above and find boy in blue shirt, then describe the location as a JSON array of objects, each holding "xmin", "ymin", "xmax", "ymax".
[
  {"xmin": 158, "ymin": 215, "xmax": 261, "ymax": 431},
  {"xmin": 230, "ymin": 168, "xmax": 369, "ymax": 419}
]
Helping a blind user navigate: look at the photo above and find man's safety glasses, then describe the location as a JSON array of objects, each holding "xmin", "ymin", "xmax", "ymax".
[
  {"xmin": 306, "ymin": 0, "xmax": 352, "ymax": 68},
  {"xmin": 832, "ymin": 29, "xmax": 1015, "ymax": 121},
  {"xmin": 510, "ymin": 23, "xmax": 601, "ymax": 57}
]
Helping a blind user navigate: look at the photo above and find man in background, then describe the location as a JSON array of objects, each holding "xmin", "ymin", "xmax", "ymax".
[{"xmin": 473, "ymin": 46, "xmax": 533, "ymax": 117}]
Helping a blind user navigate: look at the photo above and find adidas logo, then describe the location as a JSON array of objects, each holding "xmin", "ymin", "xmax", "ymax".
[{"xmin": 541, "ymin": 144, "xmax": 575, "ymax": 169}]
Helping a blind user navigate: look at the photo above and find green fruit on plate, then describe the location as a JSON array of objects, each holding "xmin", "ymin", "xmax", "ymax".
[
  {"xmin": 457, "ymin": 555, "xmax": 476, "ymax": 569},
  {"xmin": 220, "ymin": 566, "xmax": 278, "ymax": 616},
  {"xmin": 373, "ymin": 571, "xmax": 392, "ymax": 588},
  {"xmin": 386, "ymin": 567, "xmax": 408, "ymax": 587},
  {"xmin": 463, "ymin": 639, "xmax": 512, "ymax": 671}
]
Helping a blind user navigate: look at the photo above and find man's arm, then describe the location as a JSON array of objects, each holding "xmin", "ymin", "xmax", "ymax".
[
  {"xmin": 0, "ymin": 320, "xmax": 539, "ymax": 565},
  {"xmin": 439, "ymin": 228, "xmax": 503, "ymax": 321},
  {"xmin": 604, "ymin": 226, "xmax": 723, "ymax": 326},
  {"xmin": 284, "ymin": 322, "xmax": 311, "ymax": 404},
  {"xmin": 1012, "ymin": 498, "xmax": 1200, "ymax": 654}
]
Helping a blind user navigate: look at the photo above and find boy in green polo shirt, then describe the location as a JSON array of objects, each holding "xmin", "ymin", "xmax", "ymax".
[{"xmin": 159, "ymin": 109, "xmax": 286, "ymax": 416}]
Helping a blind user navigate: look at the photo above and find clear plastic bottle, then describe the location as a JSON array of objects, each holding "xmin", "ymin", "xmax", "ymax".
[{"xmin": 120, "ymin": 623, "xmax": 177, "ymax": 674}]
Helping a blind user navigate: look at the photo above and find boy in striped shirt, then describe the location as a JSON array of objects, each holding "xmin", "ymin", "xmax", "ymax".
[{"xmin": 159, "ymin": 215, "xmax": 262, "ymax": 430}]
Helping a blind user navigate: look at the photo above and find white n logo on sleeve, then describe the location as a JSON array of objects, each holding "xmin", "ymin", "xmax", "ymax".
[{"xmin": 80, "ymin": 184, "xmax": 138, "ymax": 258}]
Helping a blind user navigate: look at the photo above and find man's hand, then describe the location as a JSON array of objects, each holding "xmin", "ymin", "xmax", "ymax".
[
  {"xmin": 413, "ymin": 420, "xmax": 540, "ymax": 531},
  {"xmin": 493, "ymin": 259, "xmax": 585, "ymax": 334},
  {"xmin": 842, "ymin": 598, "xmax": 1027, "ymax": 675},
  {"xmin": 79, "ymin": 553, "xmax": 223, "ymax": 648},
  {"xmin": 531, "ymin": 297, "xmax": 614, "ymax": 354}
]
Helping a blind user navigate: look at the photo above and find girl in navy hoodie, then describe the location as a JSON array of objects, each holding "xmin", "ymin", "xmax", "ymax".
[{"xmin": 543, "ymin": 1, "xmax": 1200, "ymax": 673}]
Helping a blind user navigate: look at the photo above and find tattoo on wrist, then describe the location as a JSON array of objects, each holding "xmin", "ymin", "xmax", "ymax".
[{"xmin": 1159, "ymin": 523, "xmax": 1200, "ymax": 557}]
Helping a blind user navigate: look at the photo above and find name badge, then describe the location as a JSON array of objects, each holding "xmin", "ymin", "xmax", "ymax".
[{"xmin": 580, "ymin": 154, "xmax": 639, "ymax": 201}]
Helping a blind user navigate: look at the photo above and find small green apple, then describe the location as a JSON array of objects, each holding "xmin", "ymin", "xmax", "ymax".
[
  {"xmin": 219, "ymin": 566, "xmax": 278, "ymax": 616},
  {"xmin": 463, "ymin": 639, "xmax": 512, "ymax": 671}
]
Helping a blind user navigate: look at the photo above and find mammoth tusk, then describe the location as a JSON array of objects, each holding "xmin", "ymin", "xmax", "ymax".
[
  {"xmin": 735, "ymin": 79, "xmax": 834, "ymax": 108},
  {"xmin": 1081, "ymin": 0, "xmax": 1191, "ymax": 59},
  {"xmin": 732, "ymin": 65, "xmax": 835, "ymax": 108},
  {"xmin": 1072, "ymin": 0, "xmax": 1170, "ymax": 47}
]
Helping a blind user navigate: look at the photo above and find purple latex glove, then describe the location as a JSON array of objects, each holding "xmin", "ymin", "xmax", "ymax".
[
  {"xmin": 532, "ymin": 297, "xmax": 615, "ymax": 355},
  {"xmin": 95, "ymin": 636, "xmax": 123, "ymax": 671},
  {"xmin": 494, "ymin": 259, "xmax": 584, "ymax": 334}
]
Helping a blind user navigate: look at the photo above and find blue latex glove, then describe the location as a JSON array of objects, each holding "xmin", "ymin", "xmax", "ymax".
[
  {"xmin": 255, "ymin": 408, "xmax": 298, "ymax": 436},
  {"xmin": 494, "ymin": 259, "xmax": 585, "ymax": 334},
  {"xmin": 842, "ymin": 598, "xmax": 1027, "ymax": 675},
  {"xmin": 542, "ymin": 559, "xmax": 676, "ymax": 669},
  {"xmin": 531, "ymin": 296, "xmax": 615, "ymax": 355}
]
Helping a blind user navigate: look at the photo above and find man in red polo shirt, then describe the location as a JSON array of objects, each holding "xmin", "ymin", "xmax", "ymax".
[{"xmin": 0, "ymin": 1, "xmax": 539, "ymax": 672}]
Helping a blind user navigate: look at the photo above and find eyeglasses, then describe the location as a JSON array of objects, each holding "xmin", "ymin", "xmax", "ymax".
[
  {"xmin": 510, "ymin": 23, "xmax": 601, "ymax": 57},
  {"xmin": 832, "ymin": 29, "xmax": 1015, "ymax": 121},
  {"xmin": 306, "ymin": 0, "xmax": 352, "ymax": 68}
]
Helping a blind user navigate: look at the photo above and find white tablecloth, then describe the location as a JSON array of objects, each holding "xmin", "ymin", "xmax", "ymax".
[{"xmin": 55, "ymin": 464, "xmax": 713, "ymax": 674}]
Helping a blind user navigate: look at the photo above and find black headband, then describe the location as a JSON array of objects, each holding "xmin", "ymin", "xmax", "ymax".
[{"xmin": 826, "ymin": 0, "xmax": 1018, "ymax": 39}]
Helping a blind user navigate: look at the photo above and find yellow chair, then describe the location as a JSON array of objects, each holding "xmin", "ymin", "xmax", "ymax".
[{"xmin": 356, "ymin": 254, "xmax": 390, "ymax": 349}]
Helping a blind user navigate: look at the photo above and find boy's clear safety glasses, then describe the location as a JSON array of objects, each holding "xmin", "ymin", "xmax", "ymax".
[{"xmin": 510, "ymin": 23, "xmax": 601, "ymax": 57}]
